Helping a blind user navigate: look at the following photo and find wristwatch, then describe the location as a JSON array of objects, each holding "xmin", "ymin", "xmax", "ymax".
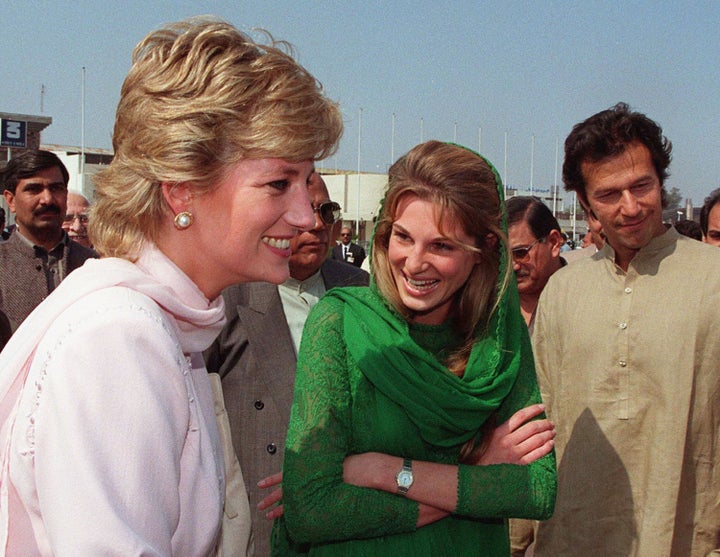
[{"xmin": 396, "ymin": 458, "xmax": 414, "ymax": 495}]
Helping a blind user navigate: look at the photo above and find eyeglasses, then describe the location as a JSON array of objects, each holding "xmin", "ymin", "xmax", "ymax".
[
  {"xmin": 63, "ymin": 213, "xmax": 89, "ymax": 224},
  {"xmin": 510, "ymin": 237, "xmax": 545, "ymax": 262},
  {"xmin": 313, "ymin": 201, "xmax": 342, "ymax": 225}
]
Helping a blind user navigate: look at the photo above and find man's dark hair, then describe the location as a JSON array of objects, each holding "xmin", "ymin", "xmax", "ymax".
[
  {"xmin": 2, "ymin": 150, "xmax": 69, "ymax": 194},
  {"xmin": 506, "ymin": 196, "xmax": 561, "ymax": 240},
  {"xmin": 699, "ymin": 187, "xmax": 720, "ymax": 237},
  {"xmin": 674, "ymin": 219, "xmax": 702, "ymax": 241},
  {"xmin": 563, "ymin": 102, "xmax": 672, "ymax": 207}
]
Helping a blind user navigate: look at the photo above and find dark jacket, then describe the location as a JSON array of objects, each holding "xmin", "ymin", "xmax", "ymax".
[
  {"xmin": 331, "ymin": 241, "xmax": 366, "ymax": 268},
  {"xmin": 0, "ymin": 231, "xmax": 98, "ymax": 333},
  {"xmin": 204, "ymin": 258, "xmax": 368, "ymax": 557}
]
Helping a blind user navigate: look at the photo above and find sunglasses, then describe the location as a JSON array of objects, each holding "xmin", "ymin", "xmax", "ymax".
[
  {"xmin": 314, "ymin": 201, "xmax": 342, "ymax": 225},
  {"xmin": 63, "ymin": 213, "xmax": 89, "ymax": 224},
  {"xmin": 510, "ymin": 237, "xmax": 546, "ymax": 262}
]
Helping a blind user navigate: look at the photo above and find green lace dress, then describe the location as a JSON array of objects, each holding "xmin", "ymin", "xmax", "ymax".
[{"xmin": 275, "ymin": 286, "xmax": 556, "ymax": 557}]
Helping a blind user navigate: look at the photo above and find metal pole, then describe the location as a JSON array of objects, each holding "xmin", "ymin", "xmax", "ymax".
[
  {"xmin": 391, "ymin": 112, "xmax": 395, "ymax": 165},
  {"xmin": 530, "ymin": 133, "xmax": 535, "ymax": 196},
  {"xmin": 553, "ymin": 136, "xmax": 559, "ymax": 216},
  {"xmin": 81, "ymin": 67, "xmax": 86, "ymax": 193},
  {"xmin": 572, "ymin": 192, "xmax": 577, "ymax": 242},
  {"xmin": 503, "ymin": 130, "xmax": 508, "ymax": 197},
  {"xmin": 356, "ymin": 108, "xmax": 362, "ymax": 238}
]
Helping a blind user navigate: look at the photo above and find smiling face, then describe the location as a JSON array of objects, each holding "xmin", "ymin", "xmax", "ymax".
[
  {"xmin": 62, "ymin": 192, "xmax": 92, "ymax": 248},
  {"xmin": 581, "ymin": 141, "xmax": 665, "ymax": 270},
  {"xmin": 288, "ymin": 173, "xmax": 337, "ymax": 280},
  {"xmin": 388, "ymin": 195, "xmax": 480, "ymax": 325},
  {"xmin": 172, "ymin": 157, "xmax": 316, "ymax": 299},
  {"xmin": 3, "ymin": 165, "xmax": 68, "ymax": 249}
]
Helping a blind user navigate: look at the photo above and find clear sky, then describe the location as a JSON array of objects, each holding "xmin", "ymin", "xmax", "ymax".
[{"xmin": 4, "ymin": 1, "xmax": 719, "ymax": 205}]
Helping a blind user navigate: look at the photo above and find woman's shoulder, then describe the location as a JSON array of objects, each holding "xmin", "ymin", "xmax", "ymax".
[
  {"xmin": 61, "ymin": 286, "xmax": 167, "ymax": 325},
  {"xmin": 38, "ymin": 286, "xmax": 176, "ymax": 356},
  {"xmin": 315, "ymin": 285, "xmax": 379, "ymax": 319},
  {"xmin": 318, "ymin": 285, "xmax": 368, "ymax": 308}
]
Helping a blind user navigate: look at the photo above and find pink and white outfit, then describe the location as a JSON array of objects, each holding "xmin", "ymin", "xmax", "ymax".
[{"xmin": 0, "ymin": 244, "xmax": 226, "ymax": 556}]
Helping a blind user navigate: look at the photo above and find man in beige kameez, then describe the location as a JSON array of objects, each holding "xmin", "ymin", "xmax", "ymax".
[{"xmin": 533, "ymin": 103, "xmax": 720, "ymax": 556}]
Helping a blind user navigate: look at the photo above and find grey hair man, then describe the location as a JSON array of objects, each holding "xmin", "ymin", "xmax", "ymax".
[{"xmin": 62, "ymin": 191, "xmax": 92, "ymax": 248}]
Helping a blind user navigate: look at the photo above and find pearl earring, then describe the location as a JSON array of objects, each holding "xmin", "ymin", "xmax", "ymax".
[{"xmin": 173, "ymin": 211, "xmax": 194, "ymax": 230}]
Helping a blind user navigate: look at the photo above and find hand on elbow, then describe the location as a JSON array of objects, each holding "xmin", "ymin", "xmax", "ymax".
[{"xmin": 469, "ymin": 404, "xmax": 555, "ymax": 466}]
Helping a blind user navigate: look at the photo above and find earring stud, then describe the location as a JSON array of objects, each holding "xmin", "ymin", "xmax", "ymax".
[{"xmin": 174, "ymin": 211, "xmax": 193, "ymax": 230}]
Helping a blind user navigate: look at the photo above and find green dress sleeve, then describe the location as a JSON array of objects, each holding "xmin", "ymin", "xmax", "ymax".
[
  {"xmin": 456, "ymin": 331, "xmax": 556, "ymax": 520},
  {"xmin": 281, "ymin": 296, "xmax": 419, "ymax": 546}
]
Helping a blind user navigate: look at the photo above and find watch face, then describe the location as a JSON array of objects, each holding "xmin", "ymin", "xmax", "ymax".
[{"xmin": 397, "ymin": 471, "xmax": 413, "ymax": 488}]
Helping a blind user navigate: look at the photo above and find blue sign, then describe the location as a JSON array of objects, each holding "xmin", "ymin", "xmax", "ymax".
[{"xmin": 1, "ymin": 119, "xmax": 27, "ymax": 148}]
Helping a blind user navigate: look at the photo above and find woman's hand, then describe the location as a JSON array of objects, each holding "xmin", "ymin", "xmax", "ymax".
[
  {"xmin": 470, "ymin": 404, "xmax": 555, "ymax": 466},
  {"xmin": 257, "ymin": 471, "xmax": 284, "ymax": 520}
]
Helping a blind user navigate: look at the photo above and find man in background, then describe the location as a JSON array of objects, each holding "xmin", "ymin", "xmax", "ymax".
[
  {"xmin": 700, "ymin": 187, "xmax": 720, "ymax": 246},
  {"xmin": 564, "ymin": 210, "xmax": 605, "ymax": 262},
  {"xmin": 0, "ymin": 207, "xmax": 10, "ymax": 240},
  {"xmin": 506, "ymin": 196, "xmax": 566, "ymax": 335},
  {"xmin": 533, "ymin": 103, "xmax": 720, "ymax": 556},
  {"xmin": 331, "ymin": 225, "xmax": 366, "ymax": 267},
  {"xmin": 674, "ymin": 218, "xmax": 702, "ymax": 241},
  {"xmin": 62, "ymin": 191, "xmax": 93, "ymax": 248},
  {"xmin": 0, "ymin": 150, "xmax": 97, "ymax": 333},
  {"xmin": 204, "ymin": 173, "xmax": 369, "ymax": 556}
]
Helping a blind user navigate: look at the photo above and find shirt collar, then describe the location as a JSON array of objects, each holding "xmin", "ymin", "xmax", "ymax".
[
  {"xmin": 15, "ymin": 228, "xmax": 69, "ymax": 255},
  {"xmin": 282, "ymin": 269, "xmax": 323, "ymax": 293},
  {"xmin": 600, "ymin": 226, "xmax": 679, "ymax": 269}
]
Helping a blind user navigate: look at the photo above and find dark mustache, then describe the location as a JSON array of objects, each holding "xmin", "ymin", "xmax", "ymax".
[{"xmin": 33, "ymin": 205, "xmax": 61, "ymax": 216}]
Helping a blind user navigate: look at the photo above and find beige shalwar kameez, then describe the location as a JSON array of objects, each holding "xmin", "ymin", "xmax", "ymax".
[{"xmin": 533, "ymin": 228, "xmax": 720, "ymax": 557}]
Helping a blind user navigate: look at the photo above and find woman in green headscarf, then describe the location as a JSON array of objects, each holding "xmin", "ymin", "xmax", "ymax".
[{"xmin": 276, "ymin": 141, "xmax": 557, "ymax": 556}]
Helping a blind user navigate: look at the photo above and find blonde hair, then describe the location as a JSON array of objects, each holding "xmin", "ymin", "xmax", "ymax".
[
  {"xmin": 90, "ymin": 17, "xmax": 343, "ymax": 259},
  {"xmin": 372, "ymin": 141, "xmax": 511, "ymax": 375}
]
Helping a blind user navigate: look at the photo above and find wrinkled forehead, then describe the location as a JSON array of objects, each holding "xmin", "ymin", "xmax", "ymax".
[{"xmin": 66, "ymin": 202, "xmax": 89, "ymax": 215}]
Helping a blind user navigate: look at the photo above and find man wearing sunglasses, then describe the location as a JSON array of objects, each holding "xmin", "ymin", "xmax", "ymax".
[
  {"xmin": 506, "ymin": 196, "xmax": 566, "ymax": 336},
  {"xmin": 204, "ymin": 172, "xmax": 369, "ymax": 557}
]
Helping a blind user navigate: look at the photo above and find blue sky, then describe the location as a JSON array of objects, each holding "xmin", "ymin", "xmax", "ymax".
[{"xmin": 4, "ymin": 1, "xmax": 719, "ymax": 205}]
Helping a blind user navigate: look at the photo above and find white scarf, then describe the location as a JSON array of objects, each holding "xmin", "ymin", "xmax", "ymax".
[{"xmin": 0, "ymin": 243, "xmax": 226, "ymax": 551}]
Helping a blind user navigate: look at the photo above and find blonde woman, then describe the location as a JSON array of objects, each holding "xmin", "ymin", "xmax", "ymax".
[{"xmin": 0, "ymin": 18, "xmax": 341, "ymax": 556}]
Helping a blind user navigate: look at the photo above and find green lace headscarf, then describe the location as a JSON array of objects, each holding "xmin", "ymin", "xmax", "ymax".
[{"xmin": 326, "ymin": 143, "xmax": 526, "ymax": 448}]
